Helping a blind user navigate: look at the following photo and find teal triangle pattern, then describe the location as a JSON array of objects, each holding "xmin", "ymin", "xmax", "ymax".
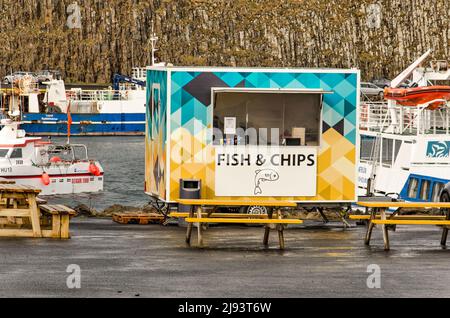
[
  {"xmin": 216, "ymin": 72, "xmax": 244, "ymax": 87},
  {"xmin": 169, "ymin": 70, "xmax": 358, "ymax": 145}
]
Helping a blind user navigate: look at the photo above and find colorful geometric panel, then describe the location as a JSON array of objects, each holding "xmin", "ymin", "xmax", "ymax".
[
  {"xmin": 145, "ymin": 70, "xmax": 168, "ymax": 199},
  {"xmin": 161, "ymin": 69, "xmax": 359, "ymax": 202}
]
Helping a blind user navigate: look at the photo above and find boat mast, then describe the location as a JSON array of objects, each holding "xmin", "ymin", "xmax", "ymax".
[
  {"xmin": 10, "ymin": 67, "xmax": 14, "ymax": 120},
  {"xmin": 149, "ymin": 23, "xmax": 158, "ymax": 67}
]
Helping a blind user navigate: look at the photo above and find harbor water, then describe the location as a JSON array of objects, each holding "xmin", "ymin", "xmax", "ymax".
[{"xmin": 47, "ymin": 136, "xmax": 148, "ymax": 211}]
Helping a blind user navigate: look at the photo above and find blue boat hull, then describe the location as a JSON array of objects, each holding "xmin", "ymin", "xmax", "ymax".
[{"xmin": 21, "ymin": 113, "xmax": 145, "ymax": 135}]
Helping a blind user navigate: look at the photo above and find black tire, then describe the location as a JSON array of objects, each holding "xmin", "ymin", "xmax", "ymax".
[{"xmin": 246, "ymin": 206, "xmax": 268, "ymax": 215}]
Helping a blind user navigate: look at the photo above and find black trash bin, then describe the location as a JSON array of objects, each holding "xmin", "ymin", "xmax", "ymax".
[{"xmin": 178, "ymin": 179, "xmax": 201, "ymax": 212}]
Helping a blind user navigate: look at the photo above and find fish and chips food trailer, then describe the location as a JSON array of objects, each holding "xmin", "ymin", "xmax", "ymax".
[{"xmin": 145, "ymin": 66, "xmax": 360, "ymax": 209}]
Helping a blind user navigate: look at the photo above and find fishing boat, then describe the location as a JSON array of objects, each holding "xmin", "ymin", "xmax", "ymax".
[
  {"xmin": 359, "ymin": 50, "xmax": 450, "ymax": 202},
  {"xmin": 0, "ymin": 118, "xmax": 104, "ymax": 195},
  {"xmin": 0, "ymin": 33, "xmax": 163, "ymax": 136},
  {"xmin": 0, "ymin": 68, "xmax": 146, "ymax": 136}
]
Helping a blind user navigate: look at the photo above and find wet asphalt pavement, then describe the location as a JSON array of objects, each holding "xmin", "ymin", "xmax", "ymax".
[{"xmin": 0, "ymin": 218, "xmax": 449, "ymax": 298}]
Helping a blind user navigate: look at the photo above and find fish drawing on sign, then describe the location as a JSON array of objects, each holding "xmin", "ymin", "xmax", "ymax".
[{"xmin": 254, "ymin": 169, "xmax": 279, "ymax": 195}]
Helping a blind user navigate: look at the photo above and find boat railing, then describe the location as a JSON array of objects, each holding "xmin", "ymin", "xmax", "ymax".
[
  {"xmin": 360, "ymin": 101, "xmax": 450, "ymax": 136},
  {"xmin": 0, "ymin": 86, "xmax": 41, "ymax": 95},
  {"xmin": 360, "ymin": 102, "xmax": 391, "ymax": 131},
  {"xmin": 66, "ymin": 90, "xmax": 132, "ymax": 102},
  {"xmin": 131, "ymin": 67, "xmax": 147, "ymax": 80},
  {"xmin": 47, "ymin": 144, "xmax": 89, "ymax": 162}
]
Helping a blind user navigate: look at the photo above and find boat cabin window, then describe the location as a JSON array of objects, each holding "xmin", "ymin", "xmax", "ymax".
[
  {"xmin": 47, "ymin": 145, "xmax": 88, "ymax": 161},
  {"xmin": 72, "ymin": 145, "xmax": 88, "ymax": 160},
  {"xmin": 431, "ymin": 182, "xmax": 445, "ymax": 202},
  {"xmin": 0, "ymin": 149, "xmax": 8, "ymax": 158},
  {"xmin": 9, "ymin": 148, "xmax": 22, "ymax": 159},
  {"xmin": 420, "ymin": 180, "xmax": 431, "ymax": 201},
  {"xmin": 213, "ymin": 91, "xmax": 323, "ymax": 146},
  {"xmin": 407, "ymin": 177, "xmax": 419, "ymax": 199},
  {"xmin": 360, "ymin": 135, "xmax": 375, "ymax": 161},
  {"xmin": 382, "ymin": 138, "xmax": 394, "ymax": 166},
  {"xmin": 394, "ymin": 140, "xmax": 402, "ymax": 162}
]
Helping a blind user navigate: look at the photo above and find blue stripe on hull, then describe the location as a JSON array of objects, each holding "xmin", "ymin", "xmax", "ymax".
[
  {"xmin": 21, "ymin": 123, "xmax": 145, "ymax": 135},
  {"xmin": 21, "ymin": 113, "xmax": 145, "ymax": 135},
  {"xmin": 22, "ymin": 112, "xmax": 145, "ymax": 122}
]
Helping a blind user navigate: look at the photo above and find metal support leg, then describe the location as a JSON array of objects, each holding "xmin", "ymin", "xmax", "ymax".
[
  {"xmin": 317, "ymin": 207, "xmax": 329, "ymax": 223},
  {"xmin": 336, "ymin": 208, "xmax": 351, "ymax": 228}
]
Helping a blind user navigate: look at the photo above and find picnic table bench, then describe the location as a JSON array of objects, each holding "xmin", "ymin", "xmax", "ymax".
[
  {"xmin": 173, "ymin": 199, "xmax": 301, "ymax": 249},
  {"xmin": 0, "ymin": 184, "xmax": 76, "ymax": 239},
  {"xmin": 39, "ymin": 205, "xmax": 77, "ymax": 239},
  {"xmin": 355, "ymin": 202, "xmax": 450, "ymax": 251}
]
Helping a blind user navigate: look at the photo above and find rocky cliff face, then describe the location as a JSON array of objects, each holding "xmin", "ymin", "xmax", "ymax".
[{"xmin": 0, "ymin": 0, "xmax": 448, "ymax": 83}]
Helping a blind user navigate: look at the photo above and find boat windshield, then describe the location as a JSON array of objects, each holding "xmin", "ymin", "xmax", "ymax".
[{"xmin": 0, "ymin": 149, "xmax": 9, "ymax": 158}]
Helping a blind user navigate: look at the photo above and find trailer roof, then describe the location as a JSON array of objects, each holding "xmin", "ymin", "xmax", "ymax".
[{"xmin": 147, "ymin": 65, "xmax": 360, "ymax": 74}]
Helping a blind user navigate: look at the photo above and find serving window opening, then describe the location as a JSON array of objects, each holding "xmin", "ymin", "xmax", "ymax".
[{"xmin": 212, "ymin": 90, "xmax": 325, "ymax": 147}]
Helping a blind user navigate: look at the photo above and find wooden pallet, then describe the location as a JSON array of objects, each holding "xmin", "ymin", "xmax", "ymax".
[
  {"xmin": 112, "ymin": 212, "xmax": 164, "ymax": 225},
  {"xmin": 0, "ymin": 178, "xmax": 15, "ymax": 184}
]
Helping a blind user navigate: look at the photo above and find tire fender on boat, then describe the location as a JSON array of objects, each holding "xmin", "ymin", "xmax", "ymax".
[
  {"xmin": 41, "ymin": 172, "xmax": 50, "ymax": 186},
  {"xmin": 89, "ymin": 162, "xmax": 101, "ymax": 176}
]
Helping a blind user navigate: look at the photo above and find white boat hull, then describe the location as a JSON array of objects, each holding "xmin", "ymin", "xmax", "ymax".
[
  {"xmin": 1, "ymin": 161, "xmax": 104, "ymax": 196},
  {"xmin": 1, "ymin": 117, "xmax": 104, "ymax": 196}
]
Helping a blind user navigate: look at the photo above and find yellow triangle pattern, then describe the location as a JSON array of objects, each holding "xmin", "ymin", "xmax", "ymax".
[{"xmin": 167, "ymin": 127, "xmax": 355, "ymax": 202}]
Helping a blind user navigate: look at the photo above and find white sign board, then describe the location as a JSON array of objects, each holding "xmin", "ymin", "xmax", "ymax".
[
  {"xmin": 224, "ymin": 117, "xmax": 237, "ymax": 135},
  {"xmin": 412, "ymin": 139, "xmax": 450, "ymax": 164},
  {"xmin": 215, "ymin": 146, "xmax": 317, "ymax": 197}
]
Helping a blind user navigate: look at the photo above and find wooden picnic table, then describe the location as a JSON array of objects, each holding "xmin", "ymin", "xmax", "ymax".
[
  {"xmin": 0, "ymin": 184, "xmax": 76, "ymax": 239},
  {"xmin": 0, "ymin": 184, "xmax": 42, "ymax": 238},
  {"xmin": 175, "ymin": 199, "xmax": 301, "ymax": 249},
  {"xmin": 356, "ymin": 201, "xmax": 450, "ymax": 251}
]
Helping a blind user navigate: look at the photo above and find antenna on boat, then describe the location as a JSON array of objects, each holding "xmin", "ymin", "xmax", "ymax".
[
  {"xmin": 149, "ymin": 23, "xmax": 158, "ymax": 66},
  {"xmin": 10, "ymin": 67, "xmax": 14, "ymax": 119}
]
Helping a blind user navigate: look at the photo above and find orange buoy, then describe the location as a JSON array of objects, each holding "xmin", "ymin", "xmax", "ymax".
[
  {"xmin": 41, "ymin": 172, "xmax": 50, "ymax": 186},
  {"xmin": 89, "ymin": 163, "xmax": 101, "ymax": 176},
  {"xmin": 50, "ymin": 156, "xmax": 62, "ymax": 163}
]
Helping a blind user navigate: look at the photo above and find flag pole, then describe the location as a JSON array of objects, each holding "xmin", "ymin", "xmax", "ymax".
[{"xmin": 67, "ymin": 101, "xmax": 72, "ymax": 144}]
